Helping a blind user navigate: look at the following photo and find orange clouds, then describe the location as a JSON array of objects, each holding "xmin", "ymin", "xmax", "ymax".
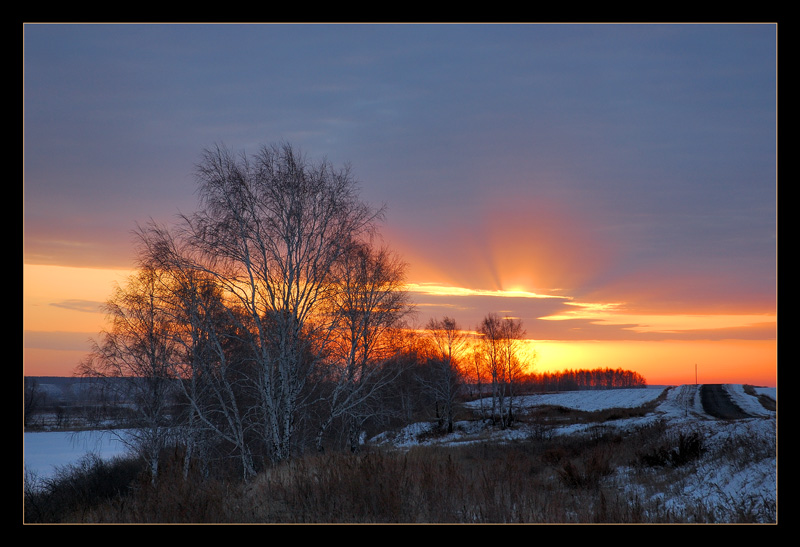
[
  {"xmin": 23, "ymin": 248, "xmax": 777, "ymax": 387},
  {"xmin": 24, "ymin": 264, "xmax": 131, "ymax": 376},
  {"xmin": 24, "ymin": 264, "xmax": 130, "ymax": 333}
]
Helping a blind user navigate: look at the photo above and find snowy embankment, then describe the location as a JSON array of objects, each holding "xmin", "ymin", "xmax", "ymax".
[
  {"xmin": 369, "ymin": 384, "xmax": 777, "ymax": 522},
  {"xmin": 512, "ymin": 386, "xmax": 665, "ymax": 412},
  {"xmin": 25, "ymin": 384, "xmax": 777, "ymax": 522},
  {"xmin": 371, "ymin": 384, "xmax": 776, "ymax": 448}
]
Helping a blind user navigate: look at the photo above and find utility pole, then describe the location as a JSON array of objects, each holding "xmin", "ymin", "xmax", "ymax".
[{"xmin": 695, "ymin": 363, "xmax": 697, "ymax": 386}]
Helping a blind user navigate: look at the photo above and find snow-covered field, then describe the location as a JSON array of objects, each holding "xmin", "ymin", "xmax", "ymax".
[
  {"xmin": 370, "ymin": 384, "xmax": 778, "ymax": 523},
  {"xmin": 24, "ymin": 384, "xmax": 777, "ymax": 522},
  {"xmin": 371, "ymin": 384, "xmax": 776, "ymax": 447}
]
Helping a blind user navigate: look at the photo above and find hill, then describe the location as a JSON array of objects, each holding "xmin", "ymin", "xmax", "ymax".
[{"xmin": 365, "ymin": 384, "xmax": 776, "ymax": 522}]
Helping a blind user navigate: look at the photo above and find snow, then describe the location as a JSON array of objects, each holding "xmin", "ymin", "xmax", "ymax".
[
  {"xmin": 369, "ymin": 384, "xmax": 777, "ymax": 522},
  {"xmin": 727, "ymin": 384, "xmax": 776, "ymax": 417},
  {"xmin": 24, "ymin": 429, "xmax": 132, "ymax": 482},
  {"xmin": 372, "ymin": 384, "xmax": 777, "ymax": 446},
  {"xmin": 24, "ymin": 384, "xmax": 777, "ymax": 522},
  {"xmin": 479, "ymin": 386, "xmax": 664, "ymax": 412}
]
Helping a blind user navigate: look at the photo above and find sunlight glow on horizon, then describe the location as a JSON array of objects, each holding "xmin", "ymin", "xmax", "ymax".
[
  {"xmin": 528, "ymin": 339, "xmax": 777, "ymax": 387},
  {"xmin": 410, "ymin": 332, "xmax": 776, "ymax": 388},
  {"xmin": 24, "ymin": 264, "xmax": 132, "ymax": 332},
  {"xmin": 404, "ymin": 282, "xmax": 570, "ymax": 301},
  {"xmin": 23, "ymin": 265, "xmax": 777, "ymax": 387},
  {"xmin": 540, "ymin": 300, "xmax": 777, "ymax": 334},
  {"xmin": 404, "ymin": 280, "xmax": 777, "ymax": 387},
  {"xmin": 24, "ymin": 264, "xmax": 134, "ymax": 376}
]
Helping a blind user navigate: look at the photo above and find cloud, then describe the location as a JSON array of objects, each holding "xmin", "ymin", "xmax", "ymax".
[
  {"xmin": 407, "ymin": 283, "xmax": 777, "ymax": 343},
  {"xmin": 24, "ymin": 23, "xmax": 776, "ymax": 353},
  {"xmin": 49, "ymin": 299, "xmax": 104, "ymax": 314}
]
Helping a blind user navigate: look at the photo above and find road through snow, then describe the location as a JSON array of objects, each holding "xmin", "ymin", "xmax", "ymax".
[{"xmin": 700, "ymin": 384, "xmax": 752, "ymax": 419}]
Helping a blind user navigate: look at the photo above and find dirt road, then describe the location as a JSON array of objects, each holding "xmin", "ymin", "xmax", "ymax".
[{"xmin": 700, "ymin": 384, "xmax": 751, "ymax": 419}]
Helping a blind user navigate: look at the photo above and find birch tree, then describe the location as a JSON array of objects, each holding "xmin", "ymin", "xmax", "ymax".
[
  {"xmin": 84, "ymin": 142, "xmax": 397, "ymax": 476},
  {"xmin": 181, "ymin": 142, "xmax": 383, "ymax": 463},
  {"xmin": 497, "ymin": 315, "xmax": 525, "ymax": 425},
  {"xmin": 316, "ymin": 241, "xmax": 412, "ymax": 452},
  {"xmin": 77, "ymin": 265, "xmax": 180, "ymax": 482},
  {"xmin": 476, "ymin": 313, "xmax": 526, "ymax": 428},
  {"xmin": 419, "ymin": 316, "xmax": 467, "ymax": 433},
  {"xmin": 170, "ymin": 270, "xmax": 258, "ymax": 479},
  {"xmin": 136, "ymin": 225, "xmax": 259, "ymax": 479}
]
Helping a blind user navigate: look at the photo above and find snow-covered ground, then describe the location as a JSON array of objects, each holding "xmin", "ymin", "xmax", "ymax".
[
  {"xmin": 24, "ymin": 429, "xmax": 133, "ymax": 482},
  {"xmin": 24, "ymin": 384, "xmax": 777, "ymax": 522},
  {"xmin": 370, "ymin": 384, "xmax": 778, "ymax": 523},
  {"xmin": 371, "ymin": 384, "xmax": 776, "ymax": 447}
]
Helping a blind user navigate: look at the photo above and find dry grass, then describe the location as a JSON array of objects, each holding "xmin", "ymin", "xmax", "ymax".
[{"xmin": 25, "ymin": 411, "xmax": 775, "ymax": 524}]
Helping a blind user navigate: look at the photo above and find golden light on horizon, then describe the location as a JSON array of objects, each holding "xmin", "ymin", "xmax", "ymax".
[
  {"xmin": 410, "ymin": 330, "xmax": 775, "ymax": 388},
  {"xmin": 405, "ymin": 280, "xmax": 776, "ymax": 388},
  {"xmin": 24, "ymin": 264, "xmax": 132, "ymax": 332},
  {"xmin": 23, "ymin": 265, "xmax": 777, "ymax": 388},
  {"xmin": 404, "ymin": 282, "xmax": 569, "ymax": 301},
  {"xmin": 24, "ymin": 264, "xmax": 134, "ymax": 376},
  {"xmin": 522, "ymin": 339, "xmax": 776, "ymax": 387},
  {"xmin": 540, "ymin": 300, "xmax": 777, "ymax": 334}
]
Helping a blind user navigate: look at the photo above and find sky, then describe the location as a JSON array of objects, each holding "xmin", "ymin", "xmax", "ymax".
[{"xmin": 23, "ymin": 23, "xmax": 778, "ymax": 386}]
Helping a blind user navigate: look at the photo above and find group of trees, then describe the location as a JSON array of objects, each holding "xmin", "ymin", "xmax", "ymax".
[
  {"xmin": 79, "ymin": 143, "xmax": 418, "ymax": 481},
  {"xmin": 518, "ymin": 368, "xmax": 647, "ymax": 392},
  {"xmin": 76, "ymin": 141, "xmax": 640, "ymax": 484},
  {"xmin": 471, "ymin": 314, "xmax": 526, "ymax": 429}
]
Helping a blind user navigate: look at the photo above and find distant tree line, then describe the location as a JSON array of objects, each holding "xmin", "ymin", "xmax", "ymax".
[
  {"xmin": 24, "ymin": 376, "xmax": 132, "ymax": 430},
  {"xmin": 517, "ymin": 367, "xmax": 647, "ymax": 392}
]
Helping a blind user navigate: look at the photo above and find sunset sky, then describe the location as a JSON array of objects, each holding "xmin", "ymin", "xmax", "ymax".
[{"xmin": 23, "ymin": 23, "xmax": 777, "ymax": 386}]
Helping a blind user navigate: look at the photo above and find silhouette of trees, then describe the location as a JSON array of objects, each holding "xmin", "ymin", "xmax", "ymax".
[
  {"xmin": 24, "ymin": 378, "xmax": 44, "ymax": 428},
  {"xmin": 78, "ymin": 265, "xmax": 182, "ymax": 482},
  {"xmin": 518, "ymin": 367, "xmax": 647, "ymax": 392},
  {"xmin": 474, "ymin": 313, "xmax": 526, "ymax": 428},
  {"xmin": 315, "ymin": 241, "xmax": 413, "ymax": 452},
  {"xmin": 74, "ymin": 141, "xmax": 651, "ymax": 483},
  {"xmin": 418, "ymin": 316, "xmax": 468, "ymax": 433},
  {"xmin": 80, "ymin": 142, "xmax": 415, "ymax": 478},
  {"xmin": 178, "ymin": 142, "xmax": 385, "ymax": 464}
]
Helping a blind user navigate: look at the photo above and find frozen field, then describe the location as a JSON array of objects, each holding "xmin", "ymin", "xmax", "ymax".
[
  {"xmin": 24, "ymin": 384, "xmax": 777, "ymax": 523},
  {"xmin": 368, "ymin": 384, "xmax": 777, "ymax": 523}
]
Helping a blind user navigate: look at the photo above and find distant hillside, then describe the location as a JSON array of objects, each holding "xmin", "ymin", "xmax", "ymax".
[{"xmin": 25, "ymin": 376, "xmax": 118, "ymax": 404}]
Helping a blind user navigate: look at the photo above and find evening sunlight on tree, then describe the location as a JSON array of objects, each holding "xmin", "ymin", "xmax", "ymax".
[{"xmin": 76, "ymin": 142, "xmax": 645, "ymax": 486}]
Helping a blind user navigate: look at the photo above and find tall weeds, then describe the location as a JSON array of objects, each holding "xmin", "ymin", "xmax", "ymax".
[{"xmin": 25, "ymin": 417, "xmax": 776, "ymax": 524}]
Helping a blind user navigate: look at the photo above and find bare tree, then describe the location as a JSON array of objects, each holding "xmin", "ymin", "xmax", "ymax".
[
  {"xmin": 497, "ymin": 315, "xmax": 526, "ymax": 424},
  {"xmin": 136, "ymin": 222, "xmax": 262, "ymax": 479},
  {"xmin": 475, "ymin": 313, "xmax": 503, "ymax": 426},
  {"xmin": 419, "ymin": 316, "xmax": 467, "ymax": 433},
  {"xmin": 80, "ymin": 142, "xmax": 404, "ymax": 477},
  {"xmin": 468, "ymin": 346, "xmax": 488, "ymax": 420},
  {"xmin": 475, "ymin": 313, "xmax": 526, "ymax": 428},
  {"xmin": 180, "ymin": 142, "xmax": 383, "ymax": 463},
  {"xmin": 77, "ymin": 265, "xmax": 181, "ymax": 482},
  {"xmin": 138, "ymin": 228, "xmax": 261, "ymax": 478},
  {"xmin": 316, "ymin": 240, "xmax": 413, "ymax": 452}
]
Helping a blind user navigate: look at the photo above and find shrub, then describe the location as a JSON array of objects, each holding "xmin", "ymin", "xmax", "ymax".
[
  {"xmin": 637, "ymin": 430, "xmax": 705, "ymax": 468},
  {"xmin": 557, "ymin": 447, "xmax": 613, "ymax": 489},
  {"xmin": 24, "ymin": 454, "xmax": 145, "ymax": 523}
]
